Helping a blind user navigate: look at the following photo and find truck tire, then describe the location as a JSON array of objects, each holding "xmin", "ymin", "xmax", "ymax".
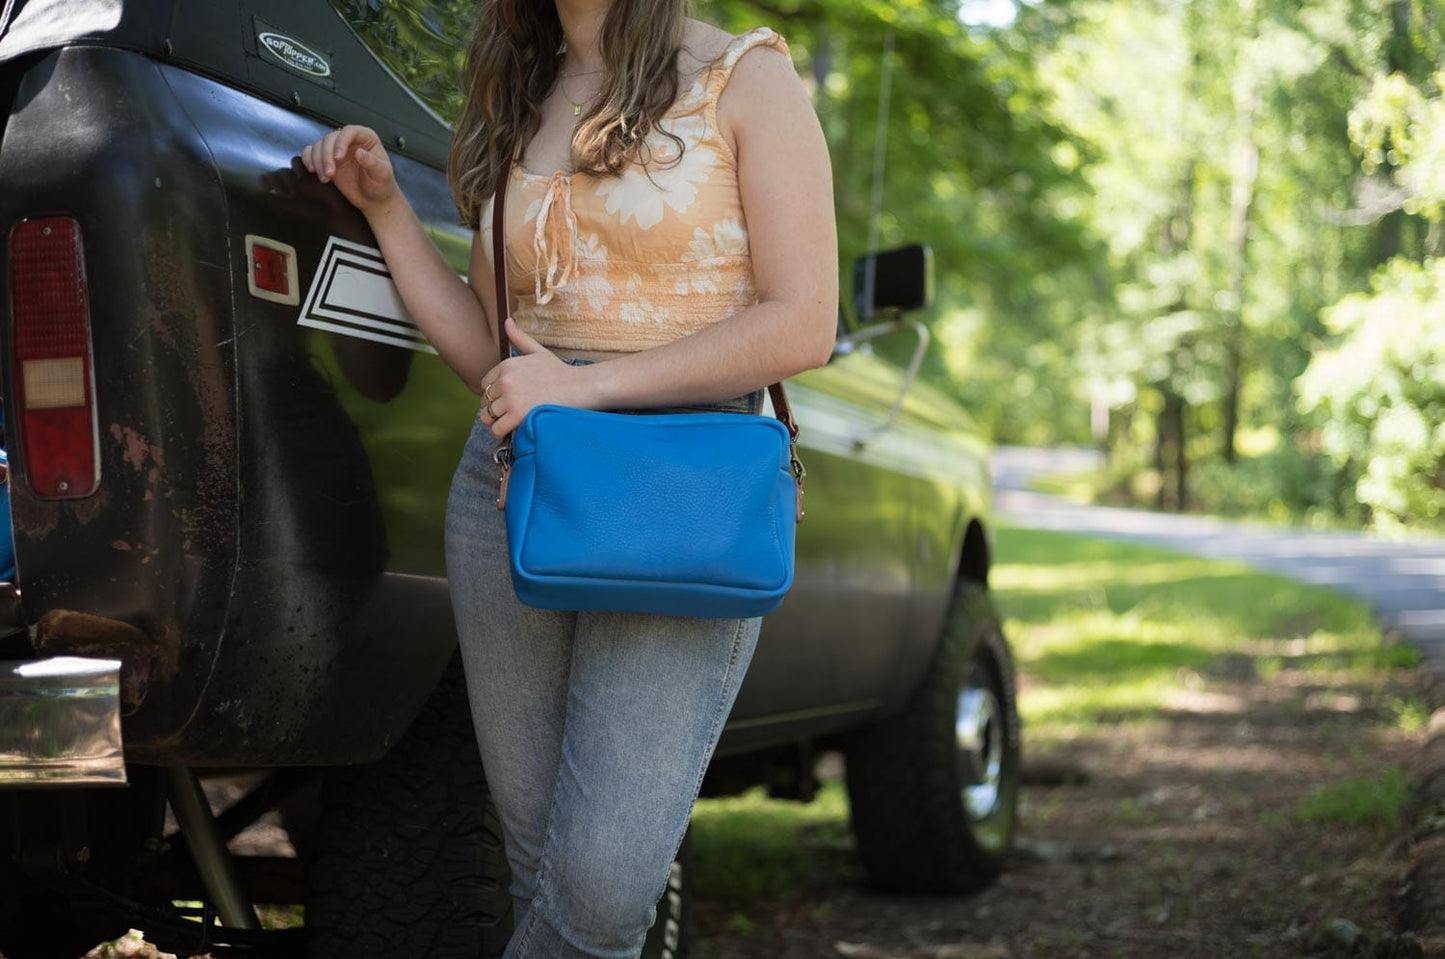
[
  {"xmin": 304, "ymin": 650, "xmax": 512, "ymax": 959},
  {"xmin": 844, "ymin": 579, "xmax": 1021, "ymax": 893}
]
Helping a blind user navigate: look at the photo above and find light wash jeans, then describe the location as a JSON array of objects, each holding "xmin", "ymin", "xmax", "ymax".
[{"xmin": 444, "ymin": 363, "xmax": 764, "ymax": 959}]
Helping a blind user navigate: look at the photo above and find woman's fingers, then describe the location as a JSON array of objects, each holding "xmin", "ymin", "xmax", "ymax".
[
  {"xmin": 353, "ymin": 146, "xmax": 385, "ymax": 186},
  {"xmin": 504, "ymin": 316, "xmax": 552, "ymax": 357},
  {"xmin": 484, "ymin": 394, "xmax": 512, "ymax": 436},
  {"xmin": 480, "ymin": 378, "xmax": 501, "ymax": 416},
  {"xmin": 321, "ymin": 129, "xmax": 342, "ymax": 177},
  {"xmin": 332, "ymin": 126, "xmax": 360, "ymax": 169},
  {"xmin": 301, "ymin": 125, "xmax": 388, "ymax": 188},
  {"xmin": 479, "ymin": 375, "xmax": 514, "ymax": 435}
]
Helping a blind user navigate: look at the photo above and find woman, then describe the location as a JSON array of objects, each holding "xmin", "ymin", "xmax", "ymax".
[{"xmin": 301, "ymin": 0, "xmax": 836, "ymax": 954}]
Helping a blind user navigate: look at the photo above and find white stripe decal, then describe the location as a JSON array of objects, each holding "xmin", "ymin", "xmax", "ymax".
[{"xmin": 296, "ymin": 236, "xmax": 438, "ymax": 354}]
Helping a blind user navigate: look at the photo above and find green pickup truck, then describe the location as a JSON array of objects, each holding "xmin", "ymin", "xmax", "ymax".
[{"xmin": 0, "ymin": 1, "xmax": 1020, "ymax": 956}]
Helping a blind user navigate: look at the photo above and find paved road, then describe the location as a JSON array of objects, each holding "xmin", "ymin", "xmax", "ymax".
[{"xmin": 990, "ymin": 446, "xmax": 1445, "ymax": 670}]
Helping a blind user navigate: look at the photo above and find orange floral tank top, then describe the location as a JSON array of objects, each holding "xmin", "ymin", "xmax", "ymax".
[{"xmin": 481, "ymin": 27, "xmax": 791, "ymax": 353}]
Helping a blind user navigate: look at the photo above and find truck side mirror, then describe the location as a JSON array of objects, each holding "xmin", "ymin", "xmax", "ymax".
[{"xmin": 853, "ymin": 244, "xmax": 933, "ymax": 323}]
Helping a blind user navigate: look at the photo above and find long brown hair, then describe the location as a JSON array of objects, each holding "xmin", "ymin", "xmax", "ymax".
[{"xmin": 448, "ymin": 0, "xmax": 688, "ymax": 228}]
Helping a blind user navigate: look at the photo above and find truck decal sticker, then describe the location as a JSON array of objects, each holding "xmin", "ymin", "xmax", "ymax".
[
  {"xmin": 257, "ymin": 29, "xmax": 333, "ymax": 79},
  {"xmin": 296, "ymin": 237, "xmax": 437, "ymax": 354},
  {"xmin": 258, "ymin": 30, "xmax": 330, "ymax": 78}
]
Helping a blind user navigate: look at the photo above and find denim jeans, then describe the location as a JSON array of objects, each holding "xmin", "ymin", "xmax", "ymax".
[{"xmin": 444, "ymin": 360, "xmax": 764, "ymax": 958}]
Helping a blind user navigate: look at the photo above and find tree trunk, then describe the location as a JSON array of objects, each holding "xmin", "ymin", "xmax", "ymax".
[
  {"xmin": 1156, "ymin": 389, "xmax": 1188, "ymax": 512},
  {"xmin": 1378, "ymin": 0, "xmax": 1416, "ymax": 265},
  {"xmin": 1153, "ymin": 392, "xmax": 1169, "ymax": 511},
  {"xmin": 1172, "ymin": 393, "xmax": 1188, "ymax": 511},
  {"xmin": 1222, "ymin": 91, "xmax": 1259, "ymax": 465}
]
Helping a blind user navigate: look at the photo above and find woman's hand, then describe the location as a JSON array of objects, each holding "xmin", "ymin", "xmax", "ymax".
[
  {"xmin": 479, "ymin": 319, "xmax": 595, "ymax": 438},
  {"xmin": 300, "ymin": 124, "xmax": 397, "ymax": 213}
]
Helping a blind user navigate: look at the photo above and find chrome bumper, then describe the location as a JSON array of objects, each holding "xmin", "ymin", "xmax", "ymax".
[{"xmin": 0, "ymin": 656, "xmax": 125, "ymax": 786}]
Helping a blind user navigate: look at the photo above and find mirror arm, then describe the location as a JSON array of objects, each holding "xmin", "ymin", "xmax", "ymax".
[
  {"xmin": 833, "ymin": 313, "xmax": 931, "ymax": 444},
  {"xmin": 832, "ymin": 319, "xmax": 900, "ymax": 352}
]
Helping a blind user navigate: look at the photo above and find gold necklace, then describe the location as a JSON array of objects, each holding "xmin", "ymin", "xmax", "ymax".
[{"xmin": 558, "ymin": 71, "xmax": 602, "ymax": 116}]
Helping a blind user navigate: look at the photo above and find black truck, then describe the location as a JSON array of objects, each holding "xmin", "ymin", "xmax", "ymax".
[{"xmin": 0, "ymin": 2, "xmax": 1021, "ymax": 956}]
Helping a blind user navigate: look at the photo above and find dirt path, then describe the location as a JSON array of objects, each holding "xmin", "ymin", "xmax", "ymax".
[{"xmin": 692, "ymin": 662, "xmax": 1425, "ymax": 958}]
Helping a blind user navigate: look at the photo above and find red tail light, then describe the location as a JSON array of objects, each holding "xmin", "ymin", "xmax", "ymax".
[{"xmin": 8, "ymin": 217, "xmax": 99, "ymax": 499}]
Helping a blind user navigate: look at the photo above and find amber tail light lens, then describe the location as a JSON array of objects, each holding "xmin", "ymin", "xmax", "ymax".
[{"xmin": 7, "ymin": 216, "xmax": 100, "ymax": 499}]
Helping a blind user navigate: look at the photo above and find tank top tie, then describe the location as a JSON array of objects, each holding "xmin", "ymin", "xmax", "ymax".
[{"xmin": 532, "ymin": 171, "xmax": 577, "ymax": 305}]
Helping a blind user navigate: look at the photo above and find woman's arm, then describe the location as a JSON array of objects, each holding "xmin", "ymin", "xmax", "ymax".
[
  {"xmin": 481, "ymin": 43, "xmax": 837, "ymax": 436},
  {"xmin": 301, "ymin": 126, "xmax": 499, "ymax": 391}
]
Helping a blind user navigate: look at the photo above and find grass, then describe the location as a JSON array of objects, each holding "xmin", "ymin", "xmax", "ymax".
[
  {"xmin": 1028, "ymin": 468, "xmax": 1101, "ymax": 504},
  {"xmin": 691, "ymin": 779, "xmax": 853, "ymax": 903},
  {"xmin": 1295, "ymin": 767, "xmax": 1412, "ymax": 832},
  {"xmin": 992, "ymin": 527, "xmax": 1420, "ymax": 738}
]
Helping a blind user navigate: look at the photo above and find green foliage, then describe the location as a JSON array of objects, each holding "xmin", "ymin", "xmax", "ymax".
[
  {"xmin": 1295, "ymin": 766, "xmax": 1411, "ymax": 831},
  {"xmin": 1291, "ymin": 66, "xmax": 1445, "ymax": 530},
  {"xmin": 1175, "ymin": 445, "xmax": 1350, "ymax": 523},
  {"xmin": 1024, "ymin": 0, "xmax": 1387, "ymax": 474},
  {"xmin": 329, "ymin": 0, "xmax": 476, "ymax": 124},
  {"xmin": 955, "ymin": 0, "xmax": 1445, "ymax": 530},
  {"xmin": 1300, "ymin": 255, "xmax": 1445, "ymax": 530},
  {"xmin": 1352, "ymin": 69, "xmax": 1445, "ymax": 221}
]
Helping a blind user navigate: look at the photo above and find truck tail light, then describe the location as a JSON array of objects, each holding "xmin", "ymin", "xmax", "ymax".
[{"xmin": 8, "ymin": 217, "xmax": 99, "ymax": 499}]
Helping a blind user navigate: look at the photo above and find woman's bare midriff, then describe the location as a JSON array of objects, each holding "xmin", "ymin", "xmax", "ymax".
[{"xmin": 550, "ymin": 346, "xmax": 632, "ymax": 364}]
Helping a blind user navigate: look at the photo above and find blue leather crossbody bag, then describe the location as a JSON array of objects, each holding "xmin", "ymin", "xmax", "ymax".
[{"xmin": 488, "ymin": 159, "xmax": 805, "ymax": 618}]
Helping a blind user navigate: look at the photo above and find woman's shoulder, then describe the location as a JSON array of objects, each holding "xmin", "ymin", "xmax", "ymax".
[
  {"xmin": 677, "ymin": 19, "xmax": 736, "ymax": 73},
  {"xmin": 677, "ymin": 21, "xmax": 789, "ymax": 82}
]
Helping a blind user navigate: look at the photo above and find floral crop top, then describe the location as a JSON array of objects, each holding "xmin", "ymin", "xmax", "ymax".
[{"xmin": 480, "ymin": 28, "xmax": 792, "ymax": 353}]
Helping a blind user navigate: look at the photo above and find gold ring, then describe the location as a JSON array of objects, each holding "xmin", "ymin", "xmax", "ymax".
[
  {"xmin": 483, "ymin": 382, "xmax": 494, "ymax": 402},
  {"xmin": 486, "ymin": 399, "xmax": 498, "ymax": 420}
]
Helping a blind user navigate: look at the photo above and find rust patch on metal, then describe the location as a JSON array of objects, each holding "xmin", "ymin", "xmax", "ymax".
[
  {"xmin": 69, "ymin": 488, "xmax": 108, "ymax": 524},
  {"xmin": 113, "ymin": 425, "xmax": 153, "ymax": 472},
  {"xmin": 33, "ymin": 610, "xmax": 168, "ymax": 715},
  {"xmin": 10, "ymin": 491, "xmax": 60, "ymax": 540}
]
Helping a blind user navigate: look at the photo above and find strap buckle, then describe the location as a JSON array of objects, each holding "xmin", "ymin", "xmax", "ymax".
[
  {"xmin": 493, "ymin": 441, "xmax": 513, "ymax": 511},
  {"xmin": 790, "ymin": 446, "xmax": 806, "ymax": 523}
]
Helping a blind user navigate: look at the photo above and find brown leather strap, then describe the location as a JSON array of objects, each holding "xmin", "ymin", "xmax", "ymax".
[{"xmin": 492, "ymin": 157, "xmax": 512, "ymax": 369}]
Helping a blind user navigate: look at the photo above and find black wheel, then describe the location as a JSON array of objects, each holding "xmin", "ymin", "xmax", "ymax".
[
  {"xmin": 844, "ymin": 579, "xmax": 1021, "ymax": 893},
  {"xmin": 640, "ymin": 827, "xmax": 692, "ymax": 959},
  {"xmin": 304, "ymin": 650, "xmax": 512, "ymax": 959}
]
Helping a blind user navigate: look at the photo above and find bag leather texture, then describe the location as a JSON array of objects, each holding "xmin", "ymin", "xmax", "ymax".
[
  {"xmin": 504, "ymin": 405, "xmax": 797, "ymax": 617},
  {"xmin": 490, "ymin": 157, "xmax": 803, "ymax": 619}
]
